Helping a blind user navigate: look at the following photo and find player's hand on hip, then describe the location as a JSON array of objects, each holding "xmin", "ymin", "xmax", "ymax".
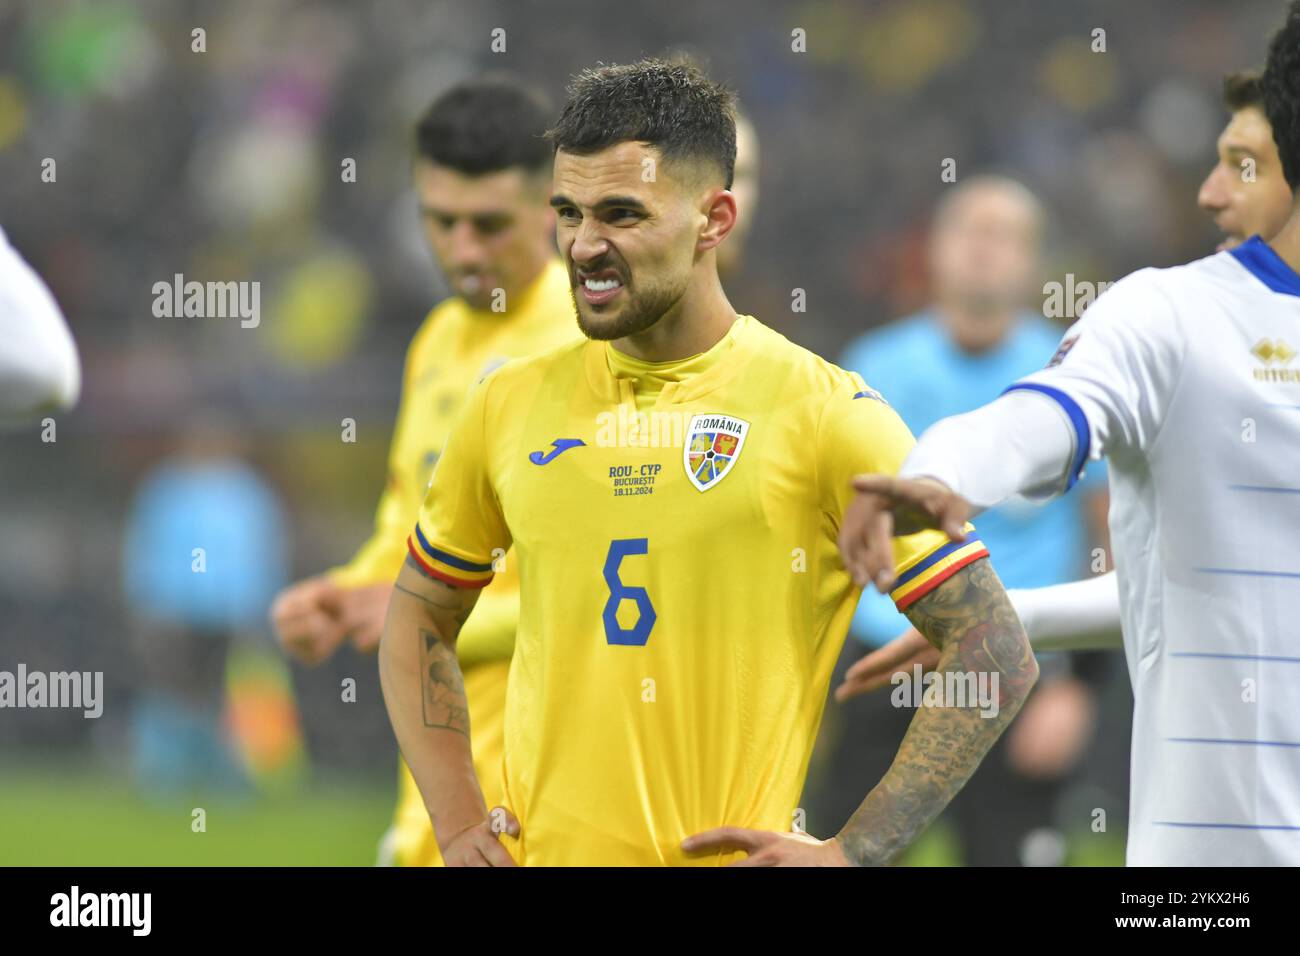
[
  {"xmin": 270, "ymin": 576, "xmax": 348, "ymax": 665},
  {"xmin": 681, "ymin": 827, "xmax": 851, "ymax": 866},
  {"xmin": 834, "ymin": 627, "xmax": 939, "ymax": 703},
  {"xmin": 839, "ymin": 475, "xmax": 971, "ymax": 592},
  {"xmin": 336, "ymin": 582, "xmax": 394, "ymax": 654},
  {"xmin": 441, "ymin": 806, "xmax": 521, "ymax": 867}
]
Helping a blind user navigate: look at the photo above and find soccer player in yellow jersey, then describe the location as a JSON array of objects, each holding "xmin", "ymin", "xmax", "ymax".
[
  {"xmin": 379, "ymin": 59, "xmax": 1040, "ymax": 866},
  {"xmin": 270, "ymin": 78, "xmax": 577, "ymax": 865}
]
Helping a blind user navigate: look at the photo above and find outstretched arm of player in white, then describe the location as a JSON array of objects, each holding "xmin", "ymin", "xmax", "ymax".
[
  {"xmin": 898, "ymin": 388, "xmax": 1080, "ymax": 512},
  {"xmin": 1010, "ymin": 571, "xmax": 1121, "ymax": 651},
  {"xmin": 378, "ymin": 556, "xmax": 518, "ymax": 866},
  {"xmin": 0, "ymin": 228, "xmax": 80, "ymax": 422},
  {"xmin": 893, "ymin": 268, "xmax": 1180, "ymax": 521},
  {"xmin": 840, "ymin": 390, "xmax": 1080, "ymax": 592}
]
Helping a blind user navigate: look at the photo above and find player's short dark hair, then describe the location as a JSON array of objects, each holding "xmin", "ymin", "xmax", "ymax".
[
  {"xmin": 414, "ymin": 76, "xmax": 553, "ymax": 176},
  {"xmin": 1222, "ymin": 70, "xmax": 1264, "ymax": 113},
  {"xmin": 545, "ymin": 57, "xmax": 737, "ymax": 189},
  {"xmin": 1262, "ymin": 1, "xmax": 1300, "ymax": 192}
]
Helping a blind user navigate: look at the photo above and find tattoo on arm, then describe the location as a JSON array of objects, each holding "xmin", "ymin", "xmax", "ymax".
[
  {"xmin": 836, "ymin": 557, "xmax": 1038, "ymax": 866},
  {"xmin": 395, "ymin": 580, "xmax": 463, "ymax": 617},
  {"xmin": 402, "ymin": 555, "xmax": 477, "ymax": 737},
  {"xmin": 418, "ymin": 628, "xmax": 470, "ymax": 735}
]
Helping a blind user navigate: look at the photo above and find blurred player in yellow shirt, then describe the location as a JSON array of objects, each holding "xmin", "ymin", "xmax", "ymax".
[
  {"xmin": 271, "ymin": 78, "xmax": 577, "ymax": 865},
  {"xmin": 379, "ymin": 59, "xmax": 1040, "ymax": 866}
]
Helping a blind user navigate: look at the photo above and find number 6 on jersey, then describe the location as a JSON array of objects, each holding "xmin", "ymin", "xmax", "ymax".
[{"xmin": 602, "ymin": 538, "xmax": 656, "ymax": 646}]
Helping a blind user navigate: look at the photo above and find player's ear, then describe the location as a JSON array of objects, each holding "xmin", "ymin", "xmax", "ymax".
[{"xmin": 697, "ymin": 187, "xmax": 737, "ymax": 253}]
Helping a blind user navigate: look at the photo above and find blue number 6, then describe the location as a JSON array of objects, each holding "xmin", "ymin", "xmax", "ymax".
[{"xmin": 602, "ymin": 538, "xmax": 656, "ymax": 646}]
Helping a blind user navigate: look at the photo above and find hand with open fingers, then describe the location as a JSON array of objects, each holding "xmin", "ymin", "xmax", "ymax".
[
  {"xmin": 336, "ymin": 582, "xmax": 394, "ymax": 654},
  {"xmin": 441, "ymin": 806, "xmax": 521, "ymax": 867},
  {"xmin": 839, "ymin": 475, "xmax": 972, "ymax": 592},
  {"xmin": 834, "ymin": 627, "xmax": 939, "ymax": 703},
  {"xmin": 681, "ymin": 827, "xmax": 851, "ymax": 866},
  {"xmin": 271, "ymin": 576, "xmax": 349, "ymax": 665}
]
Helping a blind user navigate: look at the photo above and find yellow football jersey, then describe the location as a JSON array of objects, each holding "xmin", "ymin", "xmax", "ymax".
[
  {"xmin": 329, "ymin": 258, "xmax": 577, "ymax": 866},
  {"xmin": 409, "ymin": 315, "xmax": 988, "ymax": 866}
]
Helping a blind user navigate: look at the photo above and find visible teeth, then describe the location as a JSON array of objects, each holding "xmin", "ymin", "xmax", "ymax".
[{"xmin": 584, "ymin": 277, "xmax": 621, "ymax": 292}]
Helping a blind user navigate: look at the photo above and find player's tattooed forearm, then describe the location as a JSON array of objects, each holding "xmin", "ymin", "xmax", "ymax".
[
  {"xmin": 418, "ymin": 628, "xmax": 470, "ymax": 736},
  {"xmin": 835, "ymin": 557, "xmax": 1038, "ymax": 866},
  {"xmin": 903, "ymin": 556, "xmax": 1037, "ymax": 704}
]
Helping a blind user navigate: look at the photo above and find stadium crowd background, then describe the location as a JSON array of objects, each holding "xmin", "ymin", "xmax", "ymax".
[{"xmin": 0, "ymin": 0, "xmax": 1284, "ymax": 863}]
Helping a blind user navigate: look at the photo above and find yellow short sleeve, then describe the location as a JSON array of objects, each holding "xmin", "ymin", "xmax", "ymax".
[
  {"xmin": 817, "ymin": 375, "xmax": 988, "ymax": 610},
  {"xmin": 408, "ymin": 374, "xmax": 511, "ymax": 588}
]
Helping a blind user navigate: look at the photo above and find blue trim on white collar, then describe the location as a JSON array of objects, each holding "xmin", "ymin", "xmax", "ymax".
[{"xmin": 1230, "ymin": 235, "xmax": 1300, "ymax": 298}]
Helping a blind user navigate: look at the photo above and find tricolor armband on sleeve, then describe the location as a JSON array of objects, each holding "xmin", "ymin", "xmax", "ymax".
[
  {"xmin": 407, "ymin": 524, "xmax": 495, "ymax": 589},
  {"xmin": 890, "ymin": 535, "xmax": 989, "ymax": 610}
]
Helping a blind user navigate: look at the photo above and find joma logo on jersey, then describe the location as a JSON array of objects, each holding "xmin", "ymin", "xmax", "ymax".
[
  {"xmin": 1251, "ymin": 338, "xmax": 1300, "ymax": 382},
  {"xmin": 683, "ymin": 414, "xmax": 749, "ymax": 492}
]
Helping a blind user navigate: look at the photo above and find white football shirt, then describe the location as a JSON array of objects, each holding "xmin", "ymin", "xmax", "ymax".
[{"xmin": 1012, "ymin": 235, "xmax": 1300, "ymax": 865}]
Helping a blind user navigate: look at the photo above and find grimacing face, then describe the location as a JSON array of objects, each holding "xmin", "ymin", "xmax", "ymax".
[
  {"xmin": 1197, "ymin": 107, "xmax": 1295, "ymax": 251},
  {"xmin": 413, "ymin": 159, "xmax": 553, "ymax": 311},
  {"xmin": 550, "ymin": 142, "xmax": 719, "ymax": 341}
]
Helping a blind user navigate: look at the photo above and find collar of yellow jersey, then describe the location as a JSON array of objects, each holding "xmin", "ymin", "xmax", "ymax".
[{"xmin": 585, "ymin": 314, "xmax": 760, "ymax": 405}]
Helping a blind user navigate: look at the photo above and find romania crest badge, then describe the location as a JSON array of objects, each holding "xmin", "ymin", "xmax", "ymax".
[{"xmin": 683, "ymin": 413, "xmax": 749, "ymax": 492}]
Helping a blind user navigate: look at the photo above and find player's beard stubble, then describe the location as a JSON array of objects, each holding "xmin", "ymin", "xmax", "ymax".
[{"xmin": 569, "ymin": 255, "xmax": 691, "ymax": 342}]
